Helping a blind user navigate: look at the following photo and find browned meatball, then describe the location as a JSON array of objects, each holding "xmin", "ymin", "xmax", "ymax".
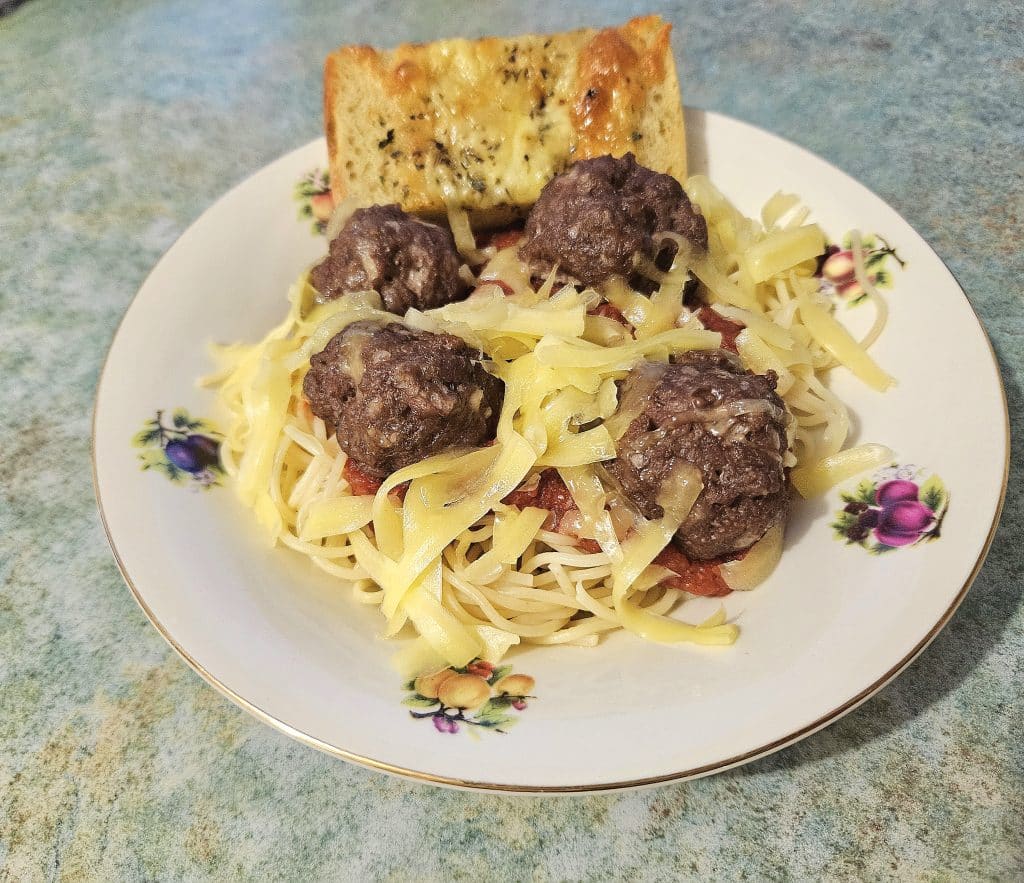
[
  {"xmin": 606, "ymin": 350, "xmax": 790, "ymax": 561},
  {"xmin": 310, "ymin": 205, "xmax": 468, "ymax": 314},
  {"xmin": 302, "ymin": 320, "xmax": 503, "ymax": 479},
  {"xmin": 518, "ymin": 153, "xmax": 707, "ymax": 288}
]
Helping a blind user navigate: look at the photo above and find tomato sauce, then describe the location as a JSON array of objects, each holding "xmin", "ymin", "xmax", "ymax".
[
  {"xmin": 653, "ymin": 544, "xmax": 732, "ymax": 597},
  {"xmin": 588, "ymin": 301, "xmax": 631, "ymax": 327},
  {"xmin": 479, "ymin": 278, "xmax": 516, "ymax": 297},
  {"xmin": 342, "ymin": 459, "xmax": 381, "ymax": 496},
  {"xmin": 342, "ymin": 459, "xmax": 409, "ymax": 501},
  {"xmin": 503, "ymin": 468, "xmax": 576, "ymax": 527},
  {"xmin": 475, "ymin": 226, "xmax": 525, "ymax": 250},
  {"xmin": 697, "ymin": 305, "xmax": 744, "ymax": 353},
  {"xmin": 489, "ymin": 229, "xmax": 525, "ymax": 250}
]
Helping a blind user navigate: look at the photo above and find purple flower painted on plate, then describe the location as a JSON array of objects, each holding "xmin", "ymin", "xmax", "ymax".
[
  {"xmin": 133, "ymin": 409, "xmax": 224, "ymax": 488},
  {"xmin": 832, "ymin": 465, "xmax": 948, "ymax": 554},
  {"xmin": 433, "ymin": 715, "xmax": 459, "ymax": 734},
  {"xmin": 402, "ymin": 659, "xmax": 536, "ymax": 736}
]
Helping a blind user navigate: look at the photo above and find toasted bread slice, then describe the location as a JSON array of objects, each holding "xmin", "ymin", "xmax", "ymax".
[{"xmin": 323, "ymin": 15, "xmax": 688, "ymax": 226}]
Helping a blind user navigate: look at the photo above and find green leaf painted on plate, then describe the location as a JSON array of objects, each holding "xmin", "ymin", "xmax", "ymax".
[
  {"xmin": 869, "ymin": 542, "xmax": 899, "ymax": 555},
  {"xmin": 473, "ymin": 700, "xmax": 516, "ymax": 730},
  {"xmin": 853, "ymin": 479, "xmax": 878, "ymax": 506},
  {"xmin": 138, "ymin": 447, "xmax": 167, "ymax": 468},
  {"xmin": 488, "ymin": 664, "xmax": 514, "ymax": 685},
  {"xmin": 919, "ymin": 474, "xmax": 948, "ymax": 515},
  {"xmin": 402, "ymin": 695, "xmax": 440, "ymax": 709},
  {"xmin": 831, "ymin": 512, "xmax": 857, "ymax": 539},
  {"xmin": 133, "ymin": 426, "xmax": 162, "ymax": 448}
]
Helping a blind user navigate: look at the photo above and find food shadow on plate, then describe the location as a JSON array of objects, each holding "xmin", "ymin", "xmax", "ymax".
[
  {"xmin": 684, "ymin": 106, "xmax": 710, "ymax": 179},
  {"xmin": 737, "ymin": 354, "xmax": 1020, "ymax": 775},
  {"xmin": 780, "ymin": 399, "xmax": 863, "ymax": 550},
  {"xmin": 780, "ymin": 489, "xmax": 829, "ymax": 553}
]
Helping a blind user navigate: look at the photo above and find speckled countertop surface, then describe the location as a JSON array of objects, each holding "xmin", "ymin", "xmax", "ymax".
[{"xmin": 1, "ymin": 0, "xmax": 1021, "ymax": 879}]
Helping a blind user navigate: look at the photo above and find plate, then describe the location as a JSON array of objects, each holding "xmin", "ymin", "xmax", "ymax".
[{"xmin": 93, "ymin": 110, "xmax": 1008, "ymax": 792}]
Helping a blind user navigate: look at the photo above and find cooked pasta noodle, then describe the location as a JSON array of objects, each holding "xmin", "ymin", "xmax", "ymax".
[{"xmin": 206, "ymin": 181, "xmax": 894, "ymax": 671}]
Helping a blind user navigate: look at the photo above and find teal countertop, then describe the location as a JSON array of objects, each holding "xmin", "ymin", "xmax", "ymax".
[{"xmin": 1, "ymin": 0, "xmax": 1021, "ymax": 878}]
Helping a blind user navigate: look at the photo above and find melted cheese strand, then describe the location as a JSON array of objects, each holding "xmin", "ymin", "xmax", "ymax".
[
  {"xmin": 798, "ymin": 297, "xmax": 895, "ymax": 392},
  {"xmin": 791, "ymin": 443, "xmax": 895, "ymax": 498}
]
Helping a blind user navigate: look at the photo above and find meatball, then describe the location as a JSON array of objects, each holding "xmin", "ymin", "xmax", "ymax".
[
  {"xmin": 310, "ymin": 204, "xmax": 468, "ymax": 314},
  {"xmin": 302, "ymin": 320, "xmax": 503, "ymax": 479},
  {"xmin": 606, "ymin": 350, "xmax": 790, "ymax": 561},
  {"xmin": 518, "ymin": 153, "xmax": 708, "ymax": 288}
]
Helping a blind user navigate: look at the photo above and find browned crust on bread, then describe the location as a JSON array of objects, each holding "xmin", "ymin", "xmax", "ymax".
[
  {"xmin": 322, "ymin": 16, "xmax": 688, "ymax": 225},
  {"xmin": 572, "ymin": 16, "xmax": 672, "ymax": 159}
]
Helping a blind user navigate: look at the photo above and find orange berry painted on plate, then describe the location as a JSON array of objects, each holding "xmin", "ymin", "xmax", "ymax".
[
  {"xmin": 437, "ymin": 674, "xmax": 492, "ymax": 710},
  {"xmin": 413, "ymin": 668, "xmax": 456, "ymax": 699},
  {"xmin": 310, "ymin": 191, "xmax": 335, "ymax": 222},
  {"xmin": 493, "ymin": 674, "xmax": 535, "ymax": 697}
]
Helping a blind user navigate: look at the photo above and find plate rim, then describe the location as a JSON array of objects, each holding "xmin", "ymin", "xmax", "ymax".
[{"xmin": 91, "ymin": 109, "xmax": 1011, "ymax": 793}]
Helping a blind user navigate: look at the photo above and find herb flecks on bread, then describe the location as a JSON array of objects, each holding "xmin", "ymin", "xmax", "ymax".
[{"xmin": 323, "ymin": 15, "xmax": 688, "ymax": 227}]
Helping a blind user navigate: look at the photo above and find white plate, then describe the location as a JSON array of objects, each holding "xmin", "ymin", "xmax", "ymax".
[{"xmin": 93, "ymin": 110, "xmax": 1008, "ymax": 792}]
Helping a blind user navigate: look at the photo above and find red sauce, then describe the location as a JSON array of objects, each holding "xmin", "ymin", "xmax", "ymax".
[
  {"xmin": 697, "ymin": 306, "xmax": 744, "ymax": 353},
  {"xmin": 490, "ymin": 229, "xmax": 525, "ymax": 250},
  {"xmin": 505, "ymin": 469, "xmax": 610, "ymax": 547},
  {"xmin": 343, "ymin": 459, "xmax": 409, "ymax": 501},
  {"xmin": 342, "ymin": 459, "xmax": 382, "ymax": 496},
  {"xmin": 475, "ymin": 226, "xmax": 524, "ymax": 250},
  {"xmin": 588, "ymin": 301, "xmax": 630, "ymax": 327},
  {"xmin": 654, "ymin": 545, "xmax": 732, "ymax": 597},
  {"xmin": 503, "ymin": 468, "xmax": 576, "ymax": 525},
  {"xmin": 478, "ymin": 279, "xmax": 516, "ymax": 297}
]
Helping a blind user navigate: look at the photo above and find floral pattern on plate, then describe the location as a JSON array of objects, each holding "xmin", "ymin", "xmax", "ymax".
[
  {"xmin": 133, "ymin": 409, "xmax": 224, "ymax": 489},
  {"xmin": 403, "ymin": 659, "xmax": 536, "ymax": 735},
  {"xmin": 816, "ymin": 233, "xmax": 905, "ymax": 306},
  {"xmin": 832, "ymin": 464, "xmax": 949, "ymax": 554},
  {"xmin": 294, "ymin": 168, "xmax": 332, "ymax": 235}
]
